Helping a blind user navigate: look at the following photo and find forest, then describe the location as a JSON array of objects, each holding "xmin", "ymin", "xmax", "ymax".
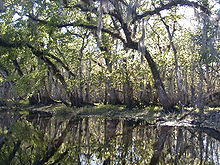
[
  {"xmin": 0, "ymin": 0, "xmax": 219, "ymax": 112},
  {"xmin": 0, "ymin": 0, "xmax": 220, "ymax": 164}
]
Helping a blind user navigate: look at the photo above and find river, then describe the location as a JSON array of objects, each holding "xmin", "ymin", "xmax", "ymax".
[{"xmin": 0, "ymin": 111, "xmax": 219, "ymax": 164}]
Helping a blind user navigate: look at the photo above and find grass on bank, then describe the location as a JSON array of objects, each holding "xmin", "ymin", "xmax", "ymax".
[
  {"xmin": 22, "ymin": 103, "xmax": 164, "ymax": 120},
  {"xmin": 1, "ymin": 101, "xmax": 219, "ymax": 121}
]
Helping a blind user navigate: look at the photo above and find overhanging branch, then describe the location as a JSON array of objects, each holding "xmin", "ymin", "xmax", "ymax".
[
  {"xmin": 132, "ymin": 0, "xmax": 210, "ymax": 23},
  {"xmin": 27, "ymin": 15, "xmax": 126, "ymax": 44},
  {"xmin": 0, "ymin": 38, "xmax": 76, "ymax": 78}
]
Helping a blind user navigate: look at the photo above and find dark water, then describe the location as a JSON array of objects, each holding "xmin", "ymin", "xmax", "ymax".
[{"xmin": 0, "ymin": 112, "xmax": 219, "ymax": 165}]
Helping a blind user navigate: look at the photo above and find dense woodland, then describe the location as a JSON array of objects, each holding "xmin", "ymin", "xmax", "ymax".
[{"xmin": 0, "ymin": 0, "xmax": 219, "ymax": 111}]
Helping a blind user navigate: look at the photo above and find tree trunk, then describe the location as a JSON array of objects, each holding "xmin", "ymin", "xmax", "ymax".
[
  {"xmin": 105, "ymin": 80, "xmax": 120, "ymax": 105},
  {"xmin": 85, "ymin": 60, "xmax": 91, "ymax": 102},
  {"xmin": 206, "ymin": 64, "xmax": 211, "ymax": 94},
  {"xmin": 144, "ymin": 50, "xmax": 173, "ymax": 110},
  {"xmin": 126, "ymin": 40, "xmax": 173, "ymax": 110},
  {"xmin": 198, "ymin": 65, "xmax": 204, "ymax": 118},
  {"xmin": 184, "ymin": 68, "xmax": 189, "ymax": 105},
  {"xmin": 79, "ymin": 61, "xmax": 84, "ymax": 104},
  {"xmin": 140, "ymin": 78, "xmax": 150, "ymax": 106},
  {"xmin": 167, "ymin": 73, "xmax": 176, "ymax": 104},
  {"xmin": 39, "ymin": 80, "xmax": 56, "ymax": 105},
  {"xmin": 190, "ymin": 59, "xmax": 196, "ymax": 106},
  {"xmin": 159, "ymin": 16, "xmax": 182, "ymax": 110},
  {"xmin": 70, "ymin": 86, "xmax": 82, "ymax": 107},
  {"xmin": 103, "ymin": 49, "xmax": 121, "ymax": 105}
]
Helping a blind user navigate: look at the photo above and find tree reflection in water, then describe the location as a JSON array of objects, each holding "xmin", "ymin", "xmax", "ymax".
[{"xmin": 0, "ymin": 112, "xmax": 219, "ymax": 164}]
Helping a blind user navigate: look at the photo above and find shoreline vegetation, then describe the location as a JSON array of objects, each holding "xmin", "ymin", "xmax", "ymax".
[
  {"xmin": 0, "ymin": 1, "xmax": 219, "ymax": 115},
  {"xmin": 1, "ymin": 103, "xmax": 219, "ymax": 133}
]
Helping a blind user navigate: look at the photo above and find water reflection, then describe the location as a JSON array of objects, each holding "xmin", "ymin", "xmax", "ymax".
[{"xmin": 0, "ymin": 112, "xmax": 219, "ymax": 164}]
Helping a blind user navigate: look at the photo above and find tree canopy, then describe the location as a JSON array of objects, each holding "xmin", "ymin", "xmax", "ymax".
[{"xmin": 0, "ymin": 0, "xmax": 219, "ymax": 110}]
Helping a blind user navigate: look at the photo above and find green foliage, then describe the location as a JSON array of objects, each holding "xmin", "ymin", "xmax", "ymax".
[{"xmin": 0, "ymin": 0, "xmax": 219, "ymax": 109}]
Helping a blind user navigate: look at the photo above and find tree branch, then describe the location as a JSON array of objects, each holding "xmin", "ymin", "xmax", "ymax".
[
  {"xmin": 46, "ymin": 52, "xmax": 76, "ymax": 78},
  {"xmin": 0, "ymin": 38, "xmax": 76, "ymax": 78},
  {"xmin": 26, "ymin": 44, "xmax": 68, "ymax": 86},
  {"xmin": 132, "ymin": 0, "xmax": 210, "ymax": 23},
  {"xmin": 59, "ymin": 23, "xmax": 125, "ymax": 42},
  {"xmin": 27, "ymin": 14, "xmax": 126, "ymax": 44}
]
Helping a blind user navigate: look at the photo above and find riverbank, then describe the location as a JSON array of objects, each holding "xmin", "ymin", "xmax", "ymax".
[{"xmin": 1, "ymin": 103, "xmax": 220, "ymax": 131}]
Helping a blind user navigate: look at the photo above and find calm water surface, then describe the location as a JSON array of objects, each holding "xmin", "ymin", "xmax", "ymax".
[{"xmin": 0, "ymin": 111, "xmax": 219, "ymax": 164}]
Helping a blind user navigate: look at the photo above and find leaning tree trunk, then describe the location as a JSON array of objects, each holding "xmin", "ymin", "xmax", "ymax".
[
  {"xmin": 125, "ymin": 39, "xmax": 173, "ymax": 110},
  {"xmin": 143, "ymin": 50, "xmax": 173, "ymax": 111}
]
